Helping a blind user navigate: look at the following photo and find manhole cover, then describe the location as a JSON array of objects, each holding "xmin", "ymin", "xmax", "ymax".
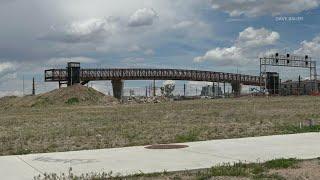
[{"xmin": 145, "ymin": 144, "xmax": 189, "ymax": 149}]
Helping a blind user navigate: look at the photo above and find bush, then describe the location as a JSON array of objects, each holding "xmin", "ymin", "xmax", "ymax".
[
  {"xmin": 65, "ymin": 97, "xmax": 80, "ymax": 105},
  {"xmin": 281, "ymin": 125, "xmax": 320, "ymax": 134},
  {"xmin": 265, "ymin": 158, "xmax": 299, "ymax": 169},
  {"xmin": 15, "ymin": 148, "xmax": 32, "ymax": 155},
  {"xmin": 175, "ymin": 129, "xmax": 200, "ymax": 143}
]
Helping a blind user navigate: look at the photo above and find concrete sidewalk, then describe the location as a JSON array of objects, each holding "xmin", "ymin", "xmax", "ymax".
[{"xmin": 1, "ymin": 133, "xmax": 320, "ymax": 179}]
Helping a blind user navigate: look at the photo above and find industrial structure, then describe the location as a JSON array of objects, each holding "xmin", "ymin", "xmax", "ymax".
[
  {"xmin": 44, "ymin": 53, "xmax": 317, "ymax": 99},
  {"xmin": 45, "ymin": 62, "xmax": 264, "ymax": 99},
  {"xmin": 281, "ymin": 79, "xmax": 320, "ymax": 96},
  {"xmin": 200, "ymin": 84, "xmax": 223, "ymax": 97},
  {"xmin": 260, "ymin": 53, "xmax": 317, "ymax": 95}
]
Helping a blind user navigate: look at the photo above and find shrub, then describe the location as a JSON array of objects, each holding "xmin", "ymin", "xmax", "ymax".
[
  {"xmin": 175, "ymin": 129, "xmax": 200, "ymax": 143},
  {"xmin": 264, "ymin": 158, "xmax": 299, "ymax": 169},
  {"xmin": 65, "ymin": 97, "xmax": 80, "ymax": 105}
]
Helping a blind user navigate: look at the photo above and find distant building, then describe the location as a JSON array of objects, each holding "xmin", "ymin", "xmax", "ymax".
[
  {"xmin": 280, "ymin": 80, "xmax": 320, "ymax": 95},
  {"xmin": 201, "ymin": 85, "xmax": 222, "ymax": 97}
]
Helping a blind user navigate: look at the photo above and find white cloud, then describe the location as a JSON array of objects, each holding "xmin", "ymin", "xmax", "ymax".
[
  {"xmin": 128, "ymin": 8, "xmax": 158, "ymax": 27},
  {"xmin": 40, "ymin": 18, "xmax": 114, "ymax": 43},
  {"xmin": 194, "ymin": 27, "xmax": 280, "ymax": 66},
  {"xmin": 194, "ymin": 46, "xmax": 243, "ymax": 65},
  {"xmin": 0, "ymin": 0, "xmax": 213, "ymax": 94},
  {"xmin": 47, "ymin": 56, "xmax": 98, "ymax": 65},
  {"xmin": 128, "ymin": 45, "xmax": 142, "ymax": 52},
  {"xmin": 0, "ymin": 62, "xmax": 14, "ymax": 73},
  {"xmin": 0, "ymin": 90, "xmax": 22, "ymax": 97},
  {"xmin": 121, "ymin": 57, "xmax": 145, "ymax": 63},
  {"xmin": 127, "ymin": 45, "xmax": 155, "ymax": 56},
  {"xmin": 258, "ymin": 48, "xmax": 279, "ymax": 57},
  {"xmin": 237, "ymin": 27, "xmax": 280, "ymax": 47},
  {"xmin": 0, "ymin": 0, "xmax": 208, "ymax": 62},
  {"xmin": 144, "ymin": 49, "xmax": 155, "ymax": 55},
  {"xmin": 294, "ymin": 35, "xmax": 320, "ymax": 57},
  {"xmin": 0, "ymin": 62, "xmax": 16, "ymax": 80},
  {"xmin": 171, "ymin": 20, "xmax": 212, "ymax": 39},
  {"xmin": 172, "ymin": 21, "xmax": 195, "ymax": 29},
  {"xmin": 210, "ymin": 0, "xmax": 320, "ymax": 17}
]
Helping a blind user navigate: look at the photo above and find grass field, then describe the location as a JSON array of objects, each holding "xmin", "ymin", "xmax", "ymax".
[{"xmin": 0, "ymin": 96, "xmax": 320, "ymax": 155}]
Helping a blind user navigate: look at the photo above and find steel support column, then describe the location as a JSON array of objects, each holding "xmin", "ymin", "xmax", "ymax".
[
  {"xmin": 111, "ymin": 79, "xmax": 124, "ymax": 100},
  {"xmin": 231, "ymin": 81, "xmax": 241, "ymax": 97}
]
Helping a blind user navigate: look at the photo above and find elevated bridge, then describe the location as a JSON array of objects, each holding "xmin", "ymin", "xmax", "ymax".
[{"xmin": 45, "ymin": 62, "xmax": 265, "ymax": 99}]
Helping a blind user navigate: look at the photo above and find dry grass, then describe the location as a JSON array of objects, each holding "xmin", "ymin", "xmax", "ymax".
[{"xmin": 0, "ymin": 96, "xmax": 320, "ymax": 155}]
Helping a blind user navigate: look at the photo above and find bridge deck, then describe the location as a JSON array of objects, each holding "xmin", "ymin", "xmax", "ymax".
[{"xmin": 45, "ymin": 68, "xmax": 264, "ymax": 86}]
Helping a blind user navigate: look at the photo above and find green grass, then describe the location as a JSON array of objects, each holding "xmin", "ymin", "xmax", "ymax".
[
  {"xmin": 264, "ymin": 158, "xmax": 299, "ymax": 169},
  {"xmin": 35, "ymin": 158, "xmax": 302, "ymax": 180},
  {"xmin": 281, "ymin": 124, "xmax": 320, "ymax": 134},
  {"xmin": 175, "ymin": 129, "xmax": 200, "ymax": 142},
  {"xmin": 31, "ymin": 97, "xmax": 52, "ymax": 107},
  {"xmin": 196, "ymin": 163, "xmax": 250, "ymax": 179},
  {"xmin": 15, "ymin": 148, "xmax": 32, "ymax": 155},
  {"xmin": 65, "ymin": 97, "xmax": 80, "ymax": 105}
]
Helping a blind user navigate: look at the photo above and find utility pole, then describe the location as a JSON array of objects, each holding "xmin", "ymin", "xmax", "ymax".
[
  {"xmin": 212, "ymin": 83, "xmax": 215, "ymax": 97},
  {"xmin": 22, "ymin": 75, "xmax": 25, "ymax": 96},
  {"xmin": 153, "ymin": 80, "xmax": 156, "ymax": 97},
  {"xmin": 223, "ymin": 81, "xmax": 226, "ymax": 96},
  {"xmin": 217, "ymin": 82, "xmax": 220, "ymax": 96},
  {"xmin": 32, "ymin": 77, "xmax": 35, "ymax": 96},
  {"xmin": 184, "ymin": 83, "xmax": 186, "ymax": 96},
  {"xmin": 279, "ymin": 79, "xmax": 282, "ymax": 95},
  {"xmin": 298, "ymin": 75, "xmax": 301, "ymax": 96},
  {"xmin": 145, "ymin": 86, "xmax": 148, "ymax": 97},
  {"xmin": 273, "ymin": 75, "xmax": 276, "ymax": 95}
]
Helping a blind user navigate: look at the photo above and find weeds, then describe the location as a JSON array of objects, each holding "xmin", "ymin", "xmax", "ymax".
[
  {"xmin": 264, "ymin": 158, "xmax": 299, "ymax": 169},
  {"xmin": 35, "ymin": 158, "xmax": 302, "ymax": 180},
  {"xmin": 15, "ymin": 148, "xmax": 32, "ymax": 155},
  {"xmin": 175, "ymin": 129, "xmax": 200, "ymax": 142},
  {"xmin": 65, "ymin": 97, "xmax": 80, "ymax": 105},
  {"xmin": 281, "ymin": 124, "xmax": 320, "ymax": 134},
  {"xmin": 197, "ymin": 162, "xmax": 250, "ymax": 179}
]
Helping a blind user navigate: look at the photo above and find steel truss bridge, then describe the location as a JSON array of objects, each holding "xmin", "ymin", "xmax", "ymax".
[
  {"xmin": 45, "ymin": 68, "xmax": 264, "ymax": 86},
  {"xmin": 45, "ymin": 62, "xmax": 265, "ymax": 99}
]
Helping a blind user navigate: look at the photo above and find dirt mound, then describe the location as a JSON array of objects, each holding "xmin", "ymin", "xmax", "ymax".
[{"xmin": 0, "ymin": 85, "xmax": 118, "ymax": 108}]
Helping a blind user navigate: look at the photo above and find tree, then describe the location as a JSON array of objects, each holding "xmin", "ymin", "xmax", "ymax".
[{"xmin": 161, "ymin": 80, "xmax": 175, "ymax": 97}]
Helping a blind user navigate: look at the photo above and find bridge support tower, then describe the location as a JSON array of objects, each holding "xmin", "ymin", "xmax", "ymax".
[
  {"xmin": 112, "ymin": 79, "xmax": 124, "ymax": 100},
  {"xmin": 231, "ymin": 81, "xmax": 242, "ymax": 97},
  {"xmin": 67, "ymin": 62, "xmax": 81, "ymax": 86}
]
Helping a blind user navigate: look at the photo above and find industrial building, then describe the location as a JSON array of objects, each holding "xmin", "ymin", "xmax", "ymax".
[
  {"xmin": 200, "ymin": 85, "xmax": 222, "ymax": 97},
  {"xmin": 280, "ymin": 80, "xmax": 320, "ymax": 96}
]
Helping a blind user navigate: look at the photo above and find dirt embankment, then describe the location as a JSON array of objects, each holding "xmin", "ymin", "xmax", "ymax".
[{"xmin": 0, "ymin": 85, "xmax": 118, "ymax": 108}]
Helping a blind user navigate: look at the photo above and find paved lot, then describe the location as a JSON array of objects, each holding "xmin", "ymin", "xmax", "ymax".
[{"xmin": 1, "ymin": 133, "xmax": 320, "ymax": 179}]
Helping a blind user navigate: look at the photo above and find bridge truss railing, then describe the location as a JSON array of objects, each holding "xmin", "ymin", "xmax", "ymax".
[{"xmin": 45, "ymin": 68, "xmax": 264, "ymax": 86}]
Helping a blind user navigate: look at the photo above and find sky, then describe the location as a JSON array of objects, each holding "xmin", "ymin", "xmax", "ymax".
[{"xmin": 1, "ymin": 0, "xmax": 320, "ymax": 96}]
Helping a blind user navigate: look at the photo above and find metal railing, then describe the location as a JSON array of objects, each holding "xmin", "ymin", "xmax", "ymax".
[{"xmin": 45, "ymin": 68, "xmax": 264, "ymax": 86}]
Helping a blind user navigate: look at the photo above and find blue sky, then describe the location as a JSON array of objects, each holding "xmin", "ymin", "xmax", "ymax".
[{"xmin": 1, "ymin": 0, "xmax": 320, "ymax": 96}]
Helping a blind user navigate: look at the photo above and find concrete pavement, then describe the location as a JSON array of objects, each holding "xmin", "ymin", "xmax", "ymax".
[{"xmin": 1, "ymin": 133, "xmax": 320, "ymax": 179}]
